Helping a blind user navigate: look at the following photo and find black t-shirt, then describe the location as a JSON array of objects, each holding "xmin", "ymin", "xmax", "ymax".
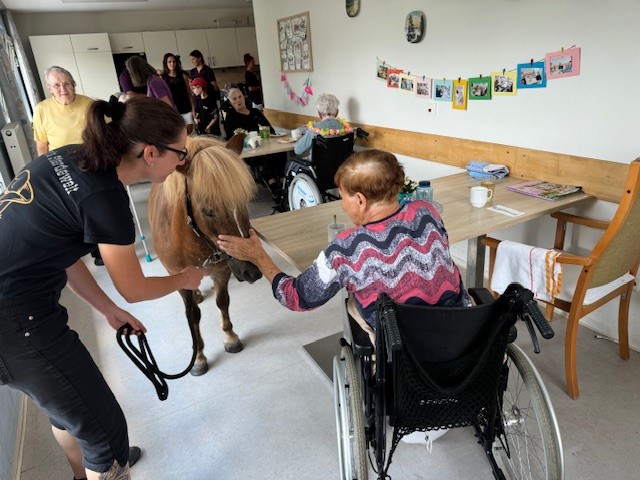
[
  {"xmin": 164, "ymin": 73, "xmax": 192, "ymax": 114},
  {"xmin": 224, "ymin": 108, "xmax": 274, "ymax": 140},
  {"xmin": 195, "ymin": 95, "xmax": 220, "ymax": 135},
  {"xmin": 0, "ymin": 145, "xmax": 135, "ymax": 298},
  {"xmin": 244, "ymin": 70, "xmax": 263, "ymax": 106}
]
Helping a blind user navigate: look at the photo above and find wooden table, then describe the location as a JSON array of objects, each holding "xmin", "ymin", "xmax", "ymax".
[
  {"xmin": 240, "ymin": 138, "xmax": 296, "ymax": 159},
  {"xmin": 251, "ymin": 172, "xmax": 593, "ymax": 287}
]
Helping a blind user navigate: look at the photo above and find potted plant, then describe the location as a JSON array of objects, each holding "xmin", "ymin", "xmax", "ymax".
[{"xmin": 398, "ymin": 176, "xmax": 417, "ymax": 205}]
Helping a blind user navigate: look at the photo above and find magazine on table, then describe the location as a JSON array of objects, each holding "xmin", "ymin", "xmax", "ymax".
[{"xmin": 507, "ymin": 180, "xmax": 582, "ymax": 201}]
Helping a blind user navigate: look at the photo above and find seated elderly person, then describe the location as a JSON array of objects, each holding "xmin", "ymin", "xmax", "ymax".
[
  {"xmin": 294, "ymin": 93, "xmax": 352, "ymax": 158},
  {"xmin": 224, "ymin": 86, "xmax": 283, "ymax": 198},
  {"xmin": 218, "ymin": 149, "xmax": 469, "ymax": 343}
]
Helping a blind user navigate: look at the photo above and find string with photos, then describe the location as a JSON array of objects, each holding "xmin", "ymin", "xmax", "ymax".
[
  {"xmin": 375, "ymin": 45, "xmax": 577, "ymax": 97},
  {"xmin": 280, "ymin": 73, "xmax": 313, "ymax": 106}
]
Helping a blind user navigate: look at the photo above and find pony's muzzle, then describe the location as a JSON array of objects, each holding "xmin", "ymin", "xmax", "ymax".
[{"xmin": 230, "ymin": 260, "xmax": 262, "ymax": 283}]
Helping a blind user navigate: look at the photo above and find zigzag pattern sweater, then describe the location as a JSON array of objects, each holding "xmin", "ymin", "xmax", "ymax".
[{"xmin": 271, "ymin": 200, "xmax": 469, "ymax": 328}]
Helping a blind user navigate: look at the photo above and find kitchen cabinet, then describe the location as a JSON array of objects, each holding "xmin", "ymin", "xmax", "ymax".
[
  {"xmin": 235, "ymin": 27, "xmax": 259, "ymax": 65},
  {"xmin": 109, "ymin": 32, "xmax": 145, "ymax": 54},
  {"xmin": 30, "ymin": 33, "xmax": 118, "ymax": 101},
  {"xmin": 205, "ymin": 28, "xmax": 239, "ymax": 68},
  {"xmin": 141, "ymin": 30, "xmax": 178, "ymax": 71},
  {"xmin": 175, "ymin": 29, "xmax": 209, "ymax": 68},
  {"xmin": 70, "ymin": 33, "xmax": 111, "ymax": 53}
]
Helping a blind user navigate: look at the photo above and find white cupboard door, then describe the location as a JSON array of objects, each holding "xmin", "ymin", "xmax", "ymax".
[
  {"xmin": 206, "ymin": 29, "xmax": 239, "ymax": 68},
  {"xmin": 235, "ymin": 27, "xmax": 259, "ymax": 65},
  {"xmin": 109, "ymin": 33, "xmax": 145, "ymax": 53},
  {"xmin": 141, "ymin": 31, "xmax": 177, "ymax": 72},
  {"xmin": 175, "ymin": 29, "xmax": 210, "ymax": 68},
  {"xmin": 74, "ymin": 52, "xmax": 119, "ymax": 101},
  {"xmin": 30, "ymin": 35, "xmax": 83, "ymax": 97},
  {"xmin": 70, "ymin": 33, "xmax": 111, "ymax": 53}
]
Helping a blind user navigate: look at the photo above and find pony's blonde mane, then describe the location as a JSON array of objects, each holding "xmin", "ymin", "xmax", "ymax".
[{"xmin": 162, "ymin": 136, "xmax": 256, "ymax": 215}]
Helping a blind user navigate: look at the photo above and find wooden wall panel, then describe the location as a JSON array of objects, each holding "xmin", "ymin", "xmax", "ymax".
[{"xmin": 264, "ymin": 109, "xmax": 629, "ymax": 203}]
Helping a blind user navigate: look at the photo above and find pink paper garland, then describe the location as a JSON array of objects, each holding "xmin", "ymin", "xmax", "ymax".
[{"xmin": 281, "ymin": 74, "xmax": 313, "ymax": 106}]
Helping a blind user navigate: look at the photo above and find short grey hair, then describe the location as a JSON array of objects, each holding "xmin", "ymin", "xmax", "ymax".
[
  {"xmin": 316, "ymin": 93, "xmax": 339, "ymax": 117},
  {"xmin": 45, "ymin": 66, "xmax": 76, "ymax": 86}
]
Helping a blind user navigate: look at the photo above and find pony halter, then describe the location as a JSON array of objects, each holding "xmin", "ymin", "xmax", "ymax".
[{"xmin": 184, "ymin": 178, "xmax": 233, "ymax": 266}]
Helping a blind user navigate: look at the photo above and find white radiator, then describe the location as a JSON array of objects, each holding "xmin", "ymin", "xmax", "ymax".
[{"xmin": 1, "ymin": 122, "xmax": 32, "ymax": 176}]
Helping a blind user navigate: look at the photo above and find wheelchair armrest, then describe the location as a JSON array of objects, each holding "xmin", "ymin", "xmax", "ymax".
[
  {"xmin": 468, "ymin": 287, "xmax": 497, "ymax": 305},
  {"xmin": 290, "ymin": 156, "xmax": 314, "ymax": 168},
  {"xmin": 343, "ymin": 300, "xmax": 374, "ymax": 357}
]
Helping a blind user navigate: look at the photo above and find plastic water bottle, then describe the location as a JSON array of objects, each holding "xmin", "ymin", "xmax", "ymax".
[{"xmin": 416, "ymin": 180, "xmax": 433, "ymax": 203}]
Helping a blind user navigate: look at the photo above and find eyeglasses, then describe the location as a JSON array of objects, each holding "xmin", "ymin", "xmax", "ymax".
[
  {"xmin": 48, "ymin": 82, "xmax": 73, "ymax": 90},
  {"xmin": 137, "ymin": 144, "xmax": 188, "ymax": 162}
]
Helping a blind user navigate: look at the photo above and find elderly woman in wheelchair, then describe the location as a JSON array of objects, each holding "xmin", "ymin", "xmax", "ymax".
[
  {"xmin": 218, "ymin": 149, "xmax": 563, "ymax": 479},
  {"xmin": 294, "ymin": 93, "xmax": 353, "ymax": 158},
  {"xmin": 218, "ymin": 148, "xmax": 468, "ymax": 332}
]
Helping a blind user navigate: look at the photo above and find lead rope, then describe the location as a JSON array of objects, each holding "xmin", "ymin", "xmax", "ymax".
[{"xmin": 116, "ymin": 290, "xmax": 198, "ymax": 401}]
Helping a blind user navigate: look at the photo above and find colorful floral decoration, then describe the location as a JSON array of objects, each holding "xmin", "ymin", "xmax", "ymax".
[
  {"xmin": 281, "ymin": 74, "xmax": 313, "ymax": 106},
  {"xmin": 306, "ymin": 118, "xmax": 353, "ymax": 136}
]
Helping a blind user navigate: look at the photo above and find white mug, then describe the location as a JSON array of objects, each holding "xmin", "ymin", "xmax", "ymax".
[
  {"xmin": 470, "ymin": 186, "xmax": 493, "ymax": 208},
  {"xmin": 291, "ymin": 129, "xmax": 301, "ymax": 140}
]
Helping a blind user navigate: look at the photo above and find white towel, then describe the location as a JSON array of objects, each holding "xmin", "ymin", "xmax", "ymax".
[{"xmin": 490, "ymin": 240, "xmax": 562, "ymax": 302}]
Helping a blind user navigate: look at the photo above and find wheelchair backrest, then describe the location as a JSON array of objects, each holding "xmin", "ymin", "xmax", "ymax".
[
  {"xmin": 378, "ymin": 292, "xmax": 507, "ymax": 364},
  {"xmin": 311, "ymin": 132, "xmax": 355, "ymax": 192}
]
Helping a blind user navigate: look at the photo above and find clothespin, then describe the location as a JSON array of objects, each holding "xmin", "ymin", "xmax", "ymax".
[
  {"xmin": 530, "ymin": 59, "xmax": 534, "ymax": 66},
  {"xmin": 422, "ymin": 75, "xmax": 425, "ymax": 80},
  {"xmin": 502, "ymin": 68, "xmax": 505, "ymax": 75},
  {"xmin": 479, "ymin": 74, "xmax": 483, "ymax": 79},
  {"xmin": 561, "ymin": 47, "xmax": 564, "ymax": 53},
  {"xmin": 458, "ymin": 77, "xmax": 461, "ymax": 82},
  {"xmin": 407, "ymin": 71, "xmax": 411, "ymax": 76}
]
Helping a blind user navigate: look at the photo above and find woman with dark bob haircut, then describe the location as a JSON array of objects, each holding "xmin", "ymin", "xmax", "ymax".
[
  {"xmin": 0, "ymin": 96, "xmax": 204, "ymax": 480},
  {"xmin": 217, "ymin": 149, "xmax": 468, "ymax": 345}
]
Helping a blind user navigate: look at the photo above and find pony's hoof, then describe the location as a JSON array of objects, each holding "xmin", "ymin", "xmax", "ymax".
[
  {"xmin": 194, "ymin": 289, "xmax": 204, "ymax": 304},
  {"xmin": 224, "ymin": 341, "xmax": 244, "ymax": 353},
  {"xmin": 190, "ymin": 362, "xmax": 209, "ymax": 376}
]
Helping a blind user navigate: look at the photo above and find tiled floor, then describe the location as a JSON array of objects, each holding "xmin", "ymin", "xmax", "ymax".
[{"xmin": 19, "ymin": 183, "xmax": 640, "ymax": 479}]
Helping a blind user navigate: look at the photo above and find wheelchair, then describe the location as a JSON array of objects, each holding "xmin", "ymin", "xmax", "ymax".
[
  {"xmin": 333, "ymin": 284, "xmax": 564, "ymax": 479},
  {"xmin": 283, "ymin": 131, "xmax": 356, "ymax": 211}
]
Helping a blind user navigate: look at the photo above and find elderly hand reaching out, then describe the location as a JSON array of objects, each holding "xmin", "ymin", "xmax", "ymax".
[{"xmin": 218, "ymin": 229, "xmax": 282, "ymax": 282}]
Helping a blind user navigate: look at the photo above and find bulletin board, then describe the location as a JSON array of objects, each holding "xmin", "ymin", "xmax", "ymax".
[{"xmin": 277, "ymin": 11, "xmax": 313, "ymax": 72}]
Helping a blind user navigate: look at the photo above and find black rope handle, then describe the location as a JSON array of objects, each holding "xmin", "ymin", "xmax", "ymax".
[{"xmin": 116, "ymin": 290, "xmax": 198, "ymax": 401}]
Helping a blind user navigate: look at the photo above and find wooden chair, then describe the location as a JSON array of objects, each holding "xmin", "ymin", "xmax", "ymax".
[{"xmin": 483, "ymin": 158, "xmax": 640, "ymax": 399}]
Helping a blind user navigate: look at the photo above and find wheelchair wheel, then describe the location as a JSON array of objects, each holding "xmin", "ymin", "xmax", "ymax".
[
  {"xmin": 333, "ymin": 345, "xmax": 368, "ymax": 479},
  {"xmin": 288, "ymin": 173, "xmax": 323, "ymax": 210},
  {"xmin": 493, "ymin": 344, "xmax": 564, "ymax": 480}
]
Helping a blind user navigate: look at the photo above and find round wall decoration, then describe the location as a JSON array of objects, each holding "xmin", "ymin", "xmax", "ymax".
[
  {"xmin": 346, "ymin": 0, "xmax": 361, "ymax": 18},
  {"xmin": 405, "ymin": 11, "xmax": 425, "ymax": 43}
]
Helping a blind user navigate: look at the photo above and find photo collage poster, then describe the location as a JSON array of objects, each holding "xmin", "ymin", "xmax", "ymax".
[{"xmin": 278, "ymin": 12, "xmax": 313, "ymax": 73}]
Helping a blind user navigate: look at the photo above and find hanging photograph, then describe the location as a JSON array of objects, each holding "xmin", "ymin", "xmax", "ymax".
[
  {"xmin": 546, "ymin": 47, "xmax": 581, "ymax": 79},
  {"xmin": 399, "ymin": 73, "xmax": 415, "ymax": 93},
  {"xmin": 346, "ymin": 0, "xmax": 360, "ymax": 18},
  {"xmin": 277, "ymin": 12, "xmax": 313, "ymax": 72},
  {"xmin": 491, "ymin": 70, "xmax": 517, "ymax": 96},
  {"xmin": 376, "ymin": 59, "xmax": 390, "ymax": 81},
  {"xmin": 468, "ymin": 76, "xmax": 492, "ymax": 100},
  {"xmin": 517, "ymin": 61, "xmax": 547, "ymax": 89},
  {"xmin": 405, "ymin": 11, "xmax": 425, "ymax": 43},
  {"xmin": 433, "ymin": 79, "xmax": 453, "ymax": 102},
  {"xmin": 415, "ymin": 77, "xmax": 432, "ymax": 98},
  {"xmin": 452, "ymin": 79, "xmax": 468, "ymax": 110},
  {"xmin": 386, "ymin": 69, "xmax": 403, "ymax": 89}
]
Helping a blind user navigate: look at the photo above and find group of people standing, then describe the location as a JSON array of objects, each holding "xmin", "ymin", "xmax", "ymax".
[{"xmin": 116, "ymin": 49, "xmax": 262, "ymax": 138}]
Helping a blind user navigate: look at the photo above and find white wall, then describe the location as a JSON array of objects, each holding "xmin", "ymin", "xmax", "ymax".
[{"xmin": 253, "ymin": 0, "xmax": 640, "ymax": 349}]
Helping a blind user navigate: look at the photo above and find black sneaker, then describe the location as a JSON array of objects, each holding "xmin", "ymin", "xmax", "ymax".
[
  {"xmin": 129, "ymin": 446, "xmax": 142, "ymax": 467},
  {"xmin": 94, "ymin": 257, "xmax": 104, "ymax": 266}
]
